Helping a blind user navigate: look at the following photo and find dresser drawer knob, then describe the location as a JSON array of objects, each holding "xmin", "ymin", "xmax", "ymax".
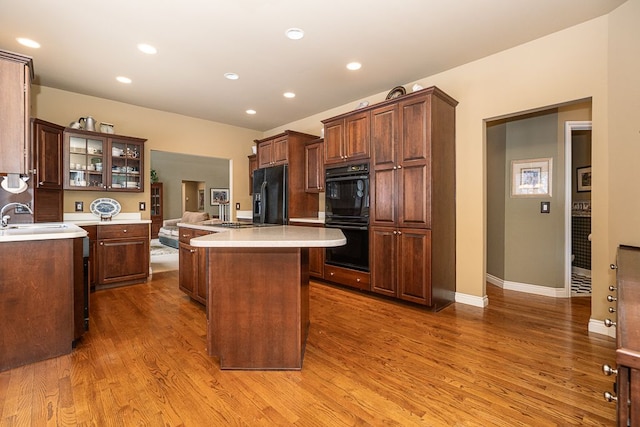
[
  {"xmin": 610, "ymin": 264, "xmax": 618, "ymax": 270},
  {"xmin": 607, "ymin": 295, "xmax": 617, "ymax": 302},
  {"xmin": 602, "ymin": 364, "xmax": 617, "ymax": 376},
  {"xmin": 604, "ymin": 318, "xmax": 616, "ymax": 327},
  {"xmin": 608, "ymin": 285, "xmax": 616, "ymax": 291},
  {"xmin": 609, "ymin": 307, "xmax": 616, "ymax": 313},
  {"xmin": 603, "ymin": 391, "xmax": 618, "ymax": 403}
]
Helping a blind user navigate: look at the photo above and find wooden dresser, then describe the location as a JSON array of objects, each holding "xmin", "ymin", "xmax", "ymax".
[{"xmin": 604, "ymin": 245, "xmax": 640, "ymax": 425}]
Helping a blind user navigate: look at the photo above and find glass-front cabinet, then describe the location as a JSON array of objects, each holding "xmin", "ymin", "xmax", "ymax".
[{"xmin": 64, "ymin": 130, "xmax": 146, "ymax": 192}]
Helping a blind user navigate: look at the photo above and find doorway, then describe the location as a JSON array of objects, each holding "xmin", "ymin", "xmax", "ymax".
[
  {"xmin": 182, "ymin": 180, "xmax": 205, "ymax": 213},
  {"xmin": 564, "ymin": 121, "xmax": 592, "ymax": 297}
]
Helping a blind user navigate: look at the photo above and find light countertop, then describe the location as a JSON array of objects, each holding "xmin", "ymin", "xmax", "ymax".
[
  {"xmin": 289, "ymin": 217, "xmax": 325, "ymax": 224},
  {"xmin": 190, "ymin": 225, "xmax": 345, "ymax": 248},
  {"xmin": 64, "ymin": 212, "xmax": 151, "ymax": 226},
  {"xmin": 0, "ymin": 223, "xmax": 88, "ymax": 243}
]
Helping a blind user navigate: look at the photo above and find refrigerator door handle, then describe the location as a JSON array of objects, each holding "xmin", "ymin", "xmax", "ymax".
[{"xmin": 259, "ymin": 180, "xmax": 267, "ymax": 224}]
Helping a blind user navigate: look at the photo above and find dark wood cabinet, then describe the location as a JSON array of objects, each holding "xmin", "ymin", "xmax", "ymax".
[
  {"xmin": 96, "ymin": 223, "xmax": 149, "ymax": 287},
  {"xmin": 322, "ymin": 110, "xmax": 370, "ymax": 165},
  {"xmin": 368, "ymin": 87, "xmax": 457, "ymax": 309},
  {"xmin": 248, "ymin": 154, "xmax": 257, "ymax": 194},
  {"xmin": 304, "ymin": 138, "xmax": 324, "ymax": 193},
  {"xmin": 82, "ymin": 225, "xmax": 98, "ymax": 288},
  {"xmin": 32, "ymin": 119, "xmax": 64, "ymax": 223},
  {"xmin": 0, "ymin": 50, "xmax": 32, "ymax": 175},
  {"xmin": 605, "ymin": 245, "xmax": 640, "ymax": 426},
  {"xmin": 370, "ymin": 227, "xmax": 432, "ymax": 305},
  {"xmin": 150, "ymin": 183, "xmax": 163, "ymax": 238},
  {"xmin": 64, "ymin": 130, "xmax": 146, "ymax": 192},
  {"xmin": 324, "ymin": 264, "xmax": 370, "ymax": 291},
  {"xmin": 289, "ymin": 221, "xmax": 324, "ymax": 279},
  {"xmin": 254, "ymin": 130, "xmax": 320, "ymax": 219},
  {"xmin": 178, "ymin": 227, "xmax": 212, "ymax": 305},
  {"xmin": 257, "ymin": 134, "xmax": 288, "ymax": 168}
]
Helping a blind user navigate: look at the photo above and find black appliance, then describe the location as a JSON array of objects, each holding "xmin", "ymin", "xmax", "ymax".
[
  {"xmin": 325, "ymin": 163, "xmax": 369, "ymax": 225},
  {"xmin": 325, "ymin": 163, "xmax": 370, "ymax": 272},
  {"xmin": 252, "ymin": 164, "xmax": 288, "ymax": 225}
]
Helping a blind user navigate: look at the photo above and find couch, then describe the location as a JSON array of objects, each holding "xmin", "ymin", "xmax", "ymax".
[{"xmin": 158, "ymin": 211, "xmax": 210, "ymax": 249}]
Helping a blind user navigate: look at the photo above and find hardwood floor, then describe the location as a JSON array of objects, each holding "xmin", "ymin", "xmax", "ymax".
[{"xmin": 0, "ymin": 272, "xmax": 616, "ymax": 426}]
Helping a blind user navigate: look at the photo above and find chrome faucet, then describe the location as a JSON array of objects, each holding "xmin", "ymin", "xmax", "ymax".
[{"xmin": 0, "ymin": 202, "xmax": 33, "ymax": 227}]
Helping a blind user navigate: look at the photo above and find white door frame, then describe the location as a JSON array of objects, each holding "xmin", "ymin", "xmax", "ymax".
[{"xmin": 564, "ymin": 121, "xmax": 592, "ymax": 296}]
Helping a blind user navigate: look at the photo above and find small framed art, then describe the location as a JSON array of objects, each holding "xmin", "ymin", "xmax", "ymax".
[
  {"xmin": 511, "ymin": 157, "xmax": 553, "ymax": 197},
  {"xmin": 210, "ymin": 188, "xmax": 229, "ymax": 205},
  {"xmin": 576, "ymin": 166, "xmax": 592, "ymax": 192}
]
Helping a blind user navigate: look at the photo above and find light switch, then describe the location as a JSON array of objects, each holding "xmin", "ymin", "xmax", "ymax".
[
  {"xmin": 139, "ymin": 202, "xmax": 146, "ymax": 211},
  {"xmin": 75, "ymin": 201, "xmax": 83, "ymax": 212},
  {"xmin": 541, "ymin": 201, "xmax": 550, "ymax": 213},
  {"xmin": 236, "ymin": 202, "xmax": 241, "ymax": 210}
]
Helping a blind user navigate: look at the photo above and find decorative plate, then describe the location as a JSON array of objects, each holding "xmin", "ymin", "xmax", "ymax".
[
  {"xmin": 90, "ymin": 198, "xmax": 121, "ymax": 218},
  {"xmin": 386, "ymin": 85, "xmax": 406, "ymax": 100}
]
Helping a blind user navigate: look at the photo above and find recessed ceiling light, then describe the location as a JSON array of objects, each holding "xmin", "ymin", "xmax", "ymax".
[
  {"xmin": 246, "ymin": 109, "xmax": 256, "ymax": 115},
  {"xmin": 283, "ymin": 92, "xmax": 296, "ymax": 98},
  {"xmin": 224, "ymin": 72, "xmax": 239, "ymax": 80},
  {"xmin": 16, "ymin": 38, "xmax": 40, "ymax": 48},
  {"xmin": 285, "ymin": 28, "xmax": 304, "ymax": 40},
  {"xmin": 346, "ymin": 62, "xmax": 362, "ymax": 71},
  {"xmin": 137, "ymin": 43, "xmax": 157, "ymax": 54},
  {"xmin": 116, "ymin": 76, "xmax": 132, "ymax": 84}
]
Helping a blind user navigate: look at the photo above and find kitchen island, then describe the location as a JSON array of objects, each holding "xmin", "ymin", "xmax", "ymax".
[
  {"xmin": 0, "ymin": 223, "xmax": 88, "ymax": 371},
  {"xmin": 189, "ymin": 225, "xmax": 345, "ymax": 370}
]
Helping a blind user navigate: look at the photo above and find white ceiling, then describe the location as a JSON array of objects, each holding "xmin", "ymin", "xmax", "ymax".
[{"xmin": 0, "ymin": 0, "xmax": 625, "ymax": 132}]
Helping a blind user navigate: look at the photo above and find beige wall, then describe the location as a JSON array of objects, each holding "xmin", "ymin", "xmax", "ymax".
[
  {"xmin": 31, "ymin": 0, "xmax": 639, "ymax": 325},
  {"xmin": 268, "ymin": 16, "xmax": 610, "ymax": 309},
  {"xmin": 31, "ymin": 86, "xmax": 261, "ymax": 219}
]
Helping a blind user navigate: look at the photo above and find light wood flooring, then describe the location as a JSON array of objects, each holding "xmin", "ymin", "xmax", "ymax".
[{"xmin": 0, "ymin": 271, "xmax": 617, "ymax": 426}]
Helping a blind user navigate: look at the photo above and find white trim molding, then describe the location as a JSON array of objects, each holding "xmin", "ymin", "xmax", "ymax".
[
  {"xmin": 486, "ymin": 274, "xmax": 570, "ymax": 298},
  {"xmin": 589, "ymin": 318, "xmax": 616, "ymax": 338},
  {"xmin": 455, "ymin": 292, "xmax": 489, "ymax": 308}
]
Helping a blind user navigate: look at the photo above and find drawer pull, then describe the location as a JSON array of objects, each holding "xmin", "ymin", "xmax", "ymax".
[
  {"xmin": 608, "ymin": 285, "xmax": 616, "ymax": 291},
  {"xmin": 190, "ymin": 249, "xmax": 196, "ymax": 253},
  {"xmin": 610, "ymin": 264, "xmax": 618, "ymax": 270},
  {"xmin": 604, "ymin": 318, "xmax": 616, "ymax": 327},
  {"xmin": 356, "ymin": 278, "xmax": 360, "ymax": 282},
  {"xmin": 607, "ymin": 295, "xmax": 617, "ymax": 302},
  {"xmin": 603, "ymin": 391, "xmax": 617, "ymax": 403},
  {"xmin": 602, "ymin": 364, "xmax": 617, "ymax": 376},
  {"xmin": 609, "ymin": 307, "xmax": 616, "ymax": 313},
  {"xmin": 330, "ymin": 272, "xmax": 334, "ymax": 276},
  {"xmin": 123, "ymin": 229, "xmax": 127, "ymax": 233}
]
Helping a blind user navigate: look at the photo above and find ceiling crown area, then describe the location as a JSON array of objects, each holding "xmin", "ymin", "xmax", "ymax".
[{"xmin": 0, "ymin": 0, "xmax": 626, "ymax": 131}]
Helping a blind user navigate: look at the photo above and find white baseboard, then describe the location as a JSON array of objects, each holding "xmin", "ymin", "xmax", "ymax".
[
  {"xmin": 588, "ymin": 318, "xmax": 616, "ymax": 338},
  {"xmin": 486, "ymin": 274, "xmax": 569, "ymax": 298},
  {"xmin": 455, "ymin": 292, "xmax": 489, "ymax": 308}
]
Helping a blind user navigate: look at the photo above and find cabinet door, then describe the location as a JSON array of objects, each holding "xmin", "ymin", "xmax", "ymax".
[
  {"xmin": 370, "ymin": 105, "xmax": 399, "ymax": 227},
  {"xmin": 304, "ymin": 141, "xmax": 324, "ymax": 192},
  {"xmin": 398, "ymin": 95, "xmax": 431, "ymax": 228},
  {"xmin": 309, "ymin": 247, "xmax": 324, "ymax": 279},
  {"xmin": 178, "ymin": 242, "xmax": 197, "ymax": 296},
  {"xmin": 323, "ymin": 119, "xmax": 344, "ymax": 164},
  {"xmin": 150, "ymin": 183, "xmax": 163, "ymax": 238},
  {"xmin": 344, "ymin": 111, "xmax": 370, "ymax": 161},
  {"xmin": 109, "ymin": 138, "xmax": 143, "ymax": 191},
  {"xmin": 370, "ymin": 227, "xmax": 397, "ymax": 297},
  {"xmin": 248, "ymin": 154, "xmax": 257, "ymax": 194},
  {"xmin": 271, "ymin": 135, "xmax": 288, "ymax": 165},
  {"xmin": 397, "ymin": 228, "xmax": 431, "ymax": 305},
  {"xmin": 33, "ymin": 189, "xmax": 63, "ymax": 223},
  {"xmin": 257, "ymin": 140, "xmax": 272, "ymax": 168},
  {"xmin": 98, "ymin": 237, "xmax": 149, "ymax": 285},
  {"xmin": 0, "ymin": 57, "xmax": 29, "ymax": 175},
  {"xmin": 65, "ymin": 133, "xmax": 107, "ymax": 190},
  {"xmin": 33, "ymin": 120, "xmax": 64, "ymax": 189}
]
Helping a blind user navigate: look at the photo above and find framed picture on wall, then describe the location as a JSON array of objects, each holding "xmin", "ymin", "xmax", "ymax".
[
  {"xmin": 511, "ymin": 157, "xmax": 553, "ymax": 197},
  {"xmin": 576, "ymin": 166, "xmax": 592, "ymax": 192},
  {"xmin": 210, "ymin": 188, "xmax": 229, "ymax": 205}
]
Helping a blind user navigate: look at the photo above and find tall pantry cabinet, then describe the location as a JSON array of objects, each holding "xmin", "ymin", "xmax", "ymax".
[{"xmin": 369, "ymin": 87, "xmax": 457, "ymax": 309}]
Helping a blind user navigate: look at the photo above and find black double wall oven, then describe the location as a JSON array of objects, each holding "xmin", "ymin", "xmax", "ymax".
[{"xmin": 324, "ymin": 163, "xmax": 369, "ymax": 272}]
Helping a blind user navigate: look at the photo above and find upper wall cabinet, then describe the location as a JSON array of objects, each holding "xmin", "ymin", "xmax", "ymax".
[
  {"xmin": 64, "ymin": 129, "xmax": 146, "ymax": 192},
  {"xmin": 0, "ymin": 50, "xmax": 33, "ymax": 175},
  {"xmin": 322, "ymin": 110, "xmax": 370, "ymax": 165}
]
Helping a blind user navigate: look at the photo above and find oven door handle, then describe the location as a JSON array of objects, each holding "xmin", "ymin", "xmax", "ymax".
[
  {"xmin": 324, "ymin": 174, "xmax": 369, "ymax": 183},
  {"xmin": 325, "ymin": 224, "xmax": 368, "ymax": 231}
]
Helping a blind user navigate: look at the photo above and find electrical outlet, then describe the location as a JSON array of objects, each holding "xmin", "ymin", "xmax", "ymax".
[
  {"xmin": 236, "ymin": 202, "xmax": 241, "ymax": 210},
  {"xmin": 541, "ymin": 201, "xmax": 550, "ymax": 213},
  {"xmin": 75, "ymin": 201, "xmax": 84, "ymax": 212},
  {"xmin": 139, "ymin": 202, "xmax": 146, "ymax": 211}
]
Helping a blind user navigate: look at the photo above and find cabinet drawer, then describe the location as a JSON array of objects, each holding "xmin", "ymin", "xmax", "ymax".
[
  {"xmin": 178, "ymin": 227, "xmax": 213, "ymax": 244},
  {"xmin": 324, "ymin": 264, "xmax": 370, "ymax": 290},
  {"xmin": 97, "ymin": 223, "xmax": 148, "ymax": 239}
]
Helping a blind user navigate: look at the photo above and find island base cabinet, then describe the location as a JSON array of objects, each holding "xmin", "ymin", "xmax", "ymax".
[
  {"xmin": 207, "ymin": 247, "xmax": 309, "ymax": 370},
  {"xmin": 96, "ymin": 224, "xmax": 149, "ymax": 287},
  {"xmin": 0, "ymin": 239, "xmax": 75, "ymax": 371},
  {"xmin": 178, "ymin": 227, "xmax": 211, "ymax": 305}
]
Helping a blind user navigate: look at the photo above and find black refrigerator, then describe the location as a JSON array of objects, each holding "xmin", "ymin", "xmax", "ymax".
[{"xmin": 252, "ymin": 164, "xmax": 288, "ymax": 225}]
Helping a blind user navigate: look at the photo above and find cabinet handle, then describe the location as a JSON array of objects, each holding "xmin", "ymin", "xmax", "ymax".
[
  {"xmin": 393, "ymin": 230, "xmax": 397, "ymax": 235},
  {"xmin": 609, "ymin": 307, "xmax": 616, "ymax": 313},
  {"xmin": 608, "ymin": 285, "xmax": 616, "ymax": 291},
  {"xmin": 100, "ymin": 242, "xmax": 104, "ymax": 246},
  {"xmin": 39, "ymin": 181, "xmax": 43, "ymax": 185},
  {"xmin": 330, "ymin": 272, "xmax": 334, "ymax": 276},
  {"xmin": 356, "ymin": 278, "xmax": 360, "ymax": 282},
  {"xmin": 602, "ymin": 364, "xmax": 618, "ymax": 376},
  {"xmin": 607, "ymin": 295, "xmax": 617, "ymax": 302},
  {"xmin": 397, "ymin": 231, "xmax": 402, "ymax": 235},
  {"xmin": 604, "ymin": 319, "xmax": 616, "ymax": 327},
  {"xmin": 603, "ymin": 391, "xmax": 617, "ymax": 403},
  {"xmin": 393, "ymin": 166, "xmax": 397, "ymax": 170},
  {"xmin": 397, "ymin": 165, "xmax": 402, "ymax": 169},
  {"xmin": 190, "ymin": 249, "xmax": 196, "ymax": 253},
  {"xmin": 123, "ymin": 229, "xmax": 127, "ymax": 233},
  {"xmin": 610, "ymin": 264, "xmax": 618, "ymax": 270}
]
